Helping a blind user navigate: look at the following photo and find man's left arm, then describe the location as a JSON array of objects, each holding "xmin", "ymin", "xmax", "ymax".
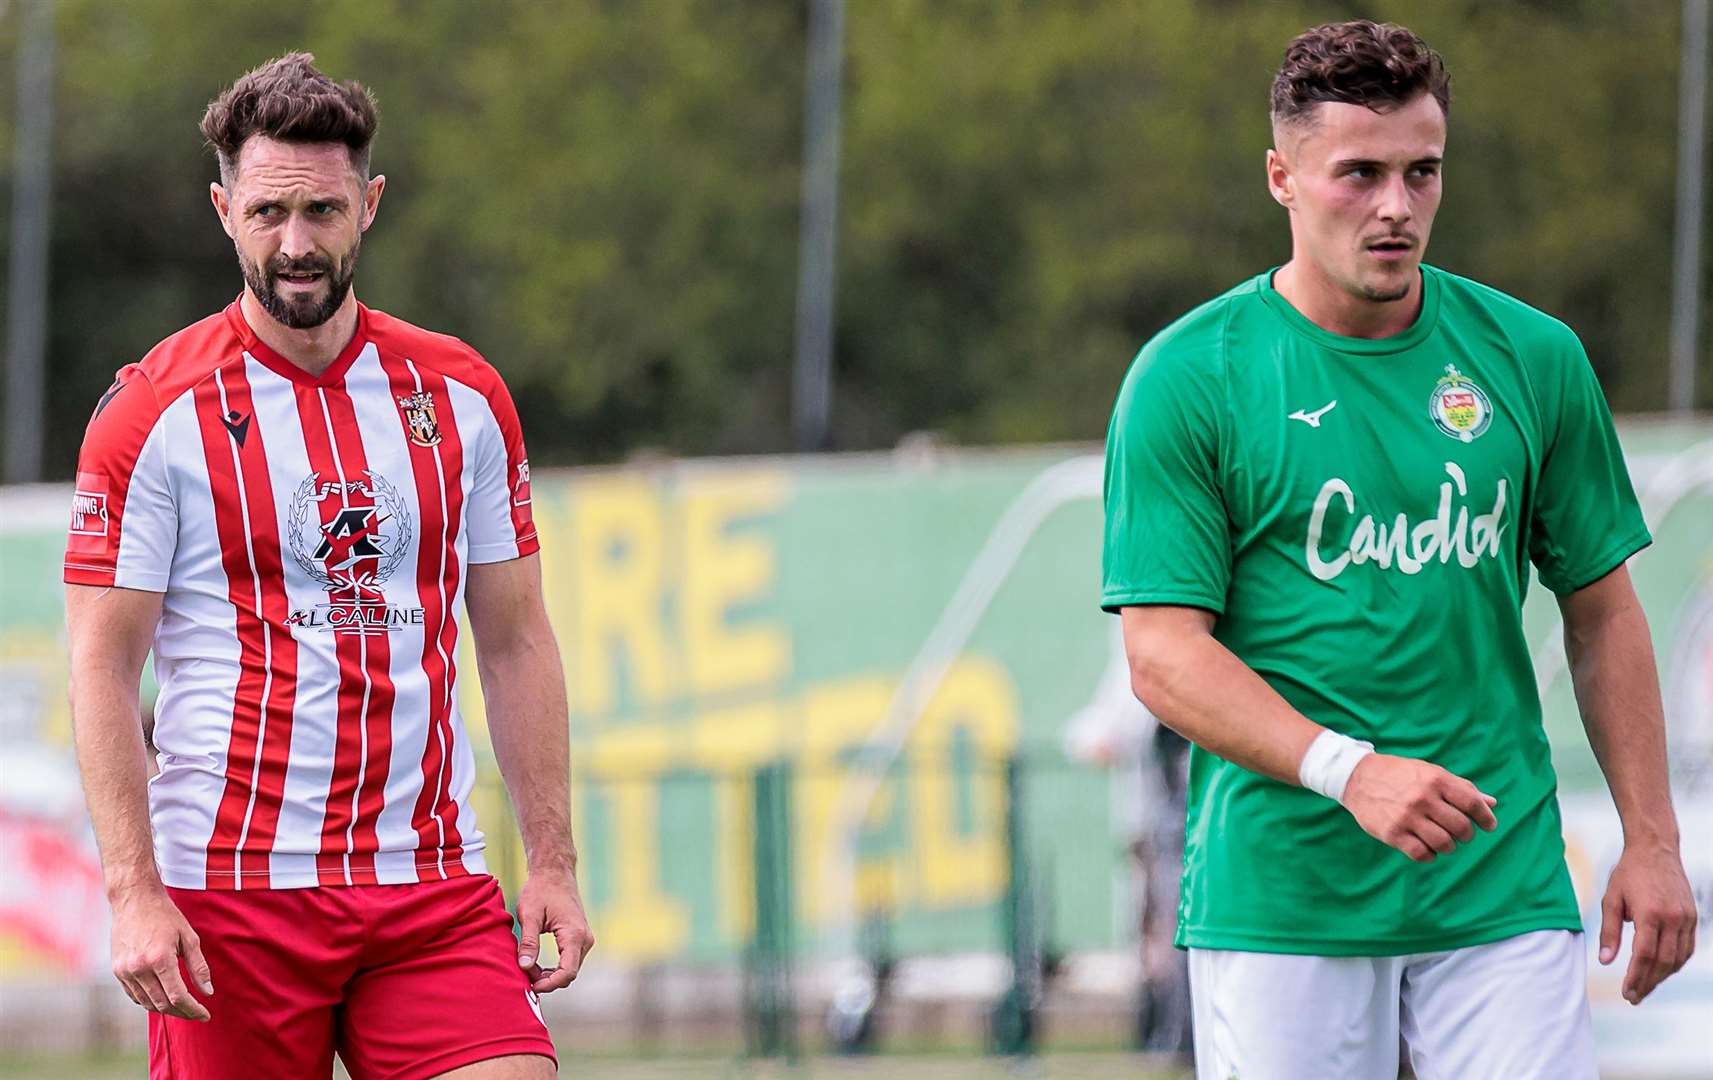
[
  {"xmin": 1561, "ymin": 564, "xmax": 1696, "ymax": 1005},
  {"xmin": 466, "ymin": 552, "xmax": 595, "ymax": 993}
]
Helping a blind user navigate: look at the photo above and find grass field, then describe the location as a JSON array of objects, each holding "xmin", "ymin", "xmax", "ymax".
[{"xmin": 0, "ymin": 1050, "xmax": 1191, "ymax": 1079}]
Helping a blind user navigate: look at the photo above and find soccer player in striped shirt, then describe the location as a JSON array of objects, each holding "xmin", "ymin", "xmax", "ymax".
[
  {"xmin": 64, "ymin": 53, "xmax": 592, "ymax": 1078},
  {"xmin": 1102, "ymin": 20, "xmax": 1696, "ymax": 1079}
]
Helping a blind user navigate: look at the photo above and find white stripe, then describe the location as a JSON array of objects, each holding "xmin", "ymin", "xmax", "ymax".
[
  {"xmin": 110, "ymin": 420, "xmax": 177, "ymax": 592},
  {"xmin": 442, "ymin": 375, "xmax": 521, "ymax": 562},
  {"xmin": 447, "ymin": 697, "xmax": 486, "ymax": 873}
]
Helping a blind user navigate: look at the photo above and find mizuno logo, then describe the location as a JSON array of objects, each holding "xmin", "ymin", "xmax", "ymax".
[
  {"xmin": 221, "ymin": 409, "xmax": 251, "ymax": 448},
  {"xmin": 1288, "ymin": 400, "xmax": 1337, "ymax": 427}
]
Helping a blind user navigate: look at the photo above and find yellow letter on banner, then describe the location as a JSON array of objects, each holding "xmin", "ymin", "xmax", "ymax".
[
  {"xmin": 909, "ymin": 656, "xmax": 1020, "ymax": 907},
  {"xmin": 793, "ymin": 674, "xmax": 900, "ymax": 923},
  {"xmin": 688, "ymin": 701, "xmax": 786, "ymax": 942},
  {"xmin": 569, "ymin": 477, "xmax": 674, "ymax": 715},
  {"xmin": 681, "ymin": 472, "xmax": 791, "ymax": 698},
  {"xmin": 584, "ymin": 726, "xmax": 688, "ymax": 958}
]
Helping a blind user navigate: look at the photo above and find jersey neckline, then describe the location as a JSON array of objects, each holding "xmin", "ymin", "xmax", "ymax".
[
  {"xmin": 224, "ymin": 294, "xmax": 372, "ymax": 387},
  {"xmin": 1257, "ymin": 264, "xmax": 1442, "ymax": 355}
]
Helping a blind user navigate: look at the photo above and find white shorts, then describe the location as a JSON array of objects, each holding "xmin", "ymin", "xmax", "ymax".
[{"xmin": 1188, "ymin": 929, "xmax": 1596, "ymax": 1080}]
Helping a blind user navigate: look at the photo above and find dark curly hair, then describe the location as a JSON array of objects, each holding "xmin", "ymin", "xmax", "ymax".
[
  {"xmin": 200, "ymin": 52, "xmax": 378, "ymax": 188},
  {"xmin": 1271, "ymin": 20, "xmax": 1450, "ymax": 131}
]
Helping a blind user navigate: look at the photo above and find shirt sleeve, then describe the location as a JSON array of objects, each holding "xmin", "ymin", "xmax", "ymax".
[
  {"xmin": 1101, "ymin": 339, "xmax": 1231, "ymax": 614},
  {"xmin": 464, "ymin": 373, "xmax": 540, "ymax": 564},
  {"xmin": 1526, "ymin": 329, "xmax": 1651, "ymax": 594},
  {"xmin": 64, "ymin": 365, "xmax": 177, "ymax": 590}
]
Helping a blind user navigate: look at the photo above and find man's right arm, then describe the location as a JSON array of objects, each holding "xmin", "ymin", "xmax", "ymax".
[
  {"xmin": 66, "ymin": 582, "xmax": 212, "ymax": 1021},
  {"xmin": 1103, "ymin": 338, "xmax": 1495, "ymax": 863},
  {"xmin": 1120, "ymin": 604, "xmax": 1499, "ymax": 863}
]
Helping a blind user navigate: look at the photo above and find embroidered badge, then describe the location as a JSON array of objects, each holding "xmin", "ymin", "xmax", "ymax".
[
  {"xmin": 397, "ymin": 389, "xmax": 443, "ymax": 447},
  {"xmin": 1428, "ymin": 364, "xmax": 1494, "ymax": 443}
]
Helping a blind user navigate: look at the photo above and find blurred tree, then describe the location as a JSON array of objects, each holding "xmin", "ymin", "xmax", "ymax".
[{"xmin": 0, "ymin": 0, "xmax": 1702, "ymax": 479}]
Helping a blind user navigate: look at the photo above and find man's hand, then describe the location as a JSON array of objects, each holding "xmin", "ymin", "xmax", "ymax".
[
  {"xmin": 109, "ymin": 884, "xmax": 212, "ymax": 1021},
  {"xmin": 515, "ymin": 866, "xmax": 595, "ymax": 994},
  {"xmin": 1341, "ymin": 754, "xmax": 1499, "ymax": 863},
  {"xmin": 1599, "ymin": 842, "xmax": 1697, "ymax": 1005}
]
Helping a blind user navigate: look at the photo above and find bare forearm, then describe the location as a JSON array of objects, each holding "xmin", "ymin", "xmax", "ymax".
[
  {"xmin": 70, "ymin": 665, "xmax": 161, "ymax": 896},
  {"xmin": 482, "ymin": 639, "xmax": 577, "ymax": 872},
  {"xmin": 1120, "ymin": 605, "xmax": 1498, "ymax": 861},
  {"xmin": 1566, "ymin": 596, "xmax": 1678, "ymax": 849},
  {"xmin": 1125, "ymin": 615, "xmax": 1323, "ymax": 784}
]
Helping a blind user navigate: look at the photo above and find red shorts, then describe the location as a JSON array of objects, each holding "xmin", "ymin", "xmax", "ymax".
[{"xmin": 149, "ymin": 874, "xmax": 556, "ymax": 1079}]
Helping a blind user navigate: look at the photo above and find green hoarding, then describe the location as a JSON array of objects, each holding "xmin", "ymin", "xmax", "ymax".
[{"xmin": 1, "ymin": 423, "xmax": 1707, "ymax": 974}]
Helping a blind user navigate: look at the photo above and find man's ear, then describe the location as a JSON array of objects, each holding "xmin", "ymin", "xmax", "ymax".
[
  {"xmin": 1266, "ymin": 147, "xmax": 1294, "ymax": 210},
  {"xmin": 210, "ymin": 182, "xmax": 237, "ymax": 240},
  {"xmin": 359, "ymin": 174, "xmax": 386, "ymax": 232}
]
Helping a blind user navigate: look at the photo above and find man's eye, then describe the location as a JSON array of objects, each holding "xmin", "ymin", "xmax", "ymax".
[
  {"xmin": 255, "ymin": 205, "xmax": 279, "ymax": 218},
  {"xmin": 308, "ymin": 203, "xmax": 333, "ymax": 215},
  {"xmin": 1347, "ymin": 167, "xmax": 1376, "ymax": 179}
]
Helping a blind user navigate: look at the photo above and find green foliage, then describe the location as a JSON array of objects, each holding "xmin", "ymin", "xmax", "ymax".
[{"xmin": 5, "ymin": 0, "xmax": 1705, "ymax": 477}]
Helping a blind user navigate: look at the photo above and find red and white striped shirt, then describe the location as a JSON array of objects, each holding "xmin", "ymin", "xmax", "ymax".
[{"xmin": 65, "ymin": 299, "xmax": 538, "ymax": 890}]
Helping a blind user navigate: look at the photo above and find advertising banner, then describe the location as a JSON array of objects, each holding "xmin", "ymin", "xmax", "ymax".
[{"xmin": 3, "ymin": 424, "xmax": 1708, "ymax": 1069}]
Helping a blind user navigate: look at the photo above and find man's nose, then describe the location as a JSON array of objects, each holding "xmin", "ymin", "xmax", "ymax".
[
  {"xmin": 277, "ymin": 213, "xmax": 317, "ymax": 262},
  {"xmin": 1377, "ymin": 175, "xmax": 1413, "ymax": 225}
]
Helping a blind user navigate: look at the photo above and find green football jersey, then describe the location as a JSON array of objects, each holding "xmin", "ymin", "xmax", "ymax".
[{"xmin": 1101, "ymin": 264, "xmax": 1650, "ymax": 955}]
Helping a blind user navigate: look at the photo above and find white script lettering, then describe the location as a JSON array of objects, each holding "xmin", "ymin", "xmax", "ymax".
[{"xmin": 1305, "ymin": 463, "xmax": 1508, "ymax": 582}]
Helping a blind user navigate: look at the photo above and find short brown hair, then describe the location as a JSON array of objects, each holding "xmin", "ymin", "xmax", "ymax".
[
  {"xmin": 1271, "ymin": 20, "xmax": 1450, "ymax": 131},
  {"xmin": 200, "ymin": 52, "xmax": 378, "ymax": 187}
]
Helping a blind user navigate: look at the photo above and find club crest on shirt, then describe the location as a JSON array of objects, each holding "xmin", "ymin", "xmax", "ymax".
[
  {"xmin": 396, "ymin": 389, "xmax": 443, "ymax": 447},
  {"xmin": 285, "ymin": 470, "xmax": 424, "ymax": 635},
  {"xmin": 1428, "ymin": 364, "xmax": 1494, "ymax": 443}
]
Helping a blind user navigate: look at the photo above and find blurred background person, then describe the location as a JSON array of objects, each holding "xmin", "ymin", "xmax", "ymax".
[{"xmin": 1063, "ymin": 623, "xmax": 1193, "ymax": 1060}]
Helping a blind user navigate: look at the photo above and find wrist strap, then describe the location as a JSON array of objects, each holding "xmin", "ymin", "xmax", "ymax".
[{"xmin": 1298, "ymin": 729, "xmax": 1375, "ymax": 804}]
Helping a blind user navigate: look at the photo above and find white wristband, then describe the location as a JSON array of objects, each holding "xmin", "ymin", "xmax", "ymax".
[{"xmin": 1297, "ymin": 729, "xmax": 1375, "ymax": 805}]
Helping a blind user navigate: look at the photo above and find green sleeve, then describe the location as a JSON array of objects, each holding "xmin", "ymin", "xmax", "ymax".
[
  {"xmin": 1101, "ymin": 340, "xmax": 1231, "ymax": 614},
  {"xmin": 1527, "ymin": 329, "xmax": 1651, "ymax": 594}
]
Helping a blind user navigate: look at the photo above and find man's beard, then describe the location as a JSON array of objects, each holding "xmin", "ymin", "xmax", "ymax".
[{"xmin": 239, "ymin": 237, "xmax": 360, "ymax": 329}]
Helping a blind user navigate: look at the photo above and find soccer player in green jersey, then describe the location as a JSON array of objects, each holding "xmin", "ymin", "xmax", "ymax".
[{"xmin": 1101, "ymin": 20, "xmax": 1696, "ymax": 1078}]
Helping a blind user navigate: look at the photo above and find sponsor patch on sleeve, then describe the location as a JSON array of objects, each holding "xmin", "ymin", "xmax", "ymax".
[
  {"xmin": 512, "ymin": 459, "xmax": 532, "ymax": 508},
  {"xmin": 69, "ymin": 473, "xmax": 111, "ymax": 538}
]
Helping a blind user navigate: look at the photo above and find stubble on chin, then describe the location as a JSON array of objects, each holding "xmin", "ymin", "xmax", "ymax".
[
  {"xmin": 1352, "ymin": 261, "xmax": 1416, "ymax": 304},
  {"xmin": 1358, "ymin": 281, "xmax": 1412, "ymax": 303}
]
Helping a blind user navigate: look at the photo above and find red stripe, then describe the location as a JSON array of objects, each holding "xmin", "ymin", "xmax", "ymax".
[
  {"xmin": 293, "ymin": 381, "xmax": 396, "ymax": 886},
  {"xmin": 193, "ymin": 365, "xmax": 295, "ymax": 890},
  {"xmin": 381, "ymin": 355, "xmax": 470, "ymax": 880}
]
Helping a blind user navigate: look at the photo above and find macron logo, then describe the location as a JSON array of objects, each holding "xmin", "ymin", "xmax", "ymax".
[{"xmin": 221, "ymin": 410, "xmax": 252, "ymax": 448}]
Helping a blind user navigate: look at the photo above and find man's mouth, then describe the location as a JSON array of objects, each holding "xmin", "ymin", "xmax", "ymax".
[
  {"xmin": 270, "ymin": 262, "xmax": 330, "ymax": 291},
  {"xmin": 1366, "ymin": 238, "xmax": 1416, "ymax": 261}
]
